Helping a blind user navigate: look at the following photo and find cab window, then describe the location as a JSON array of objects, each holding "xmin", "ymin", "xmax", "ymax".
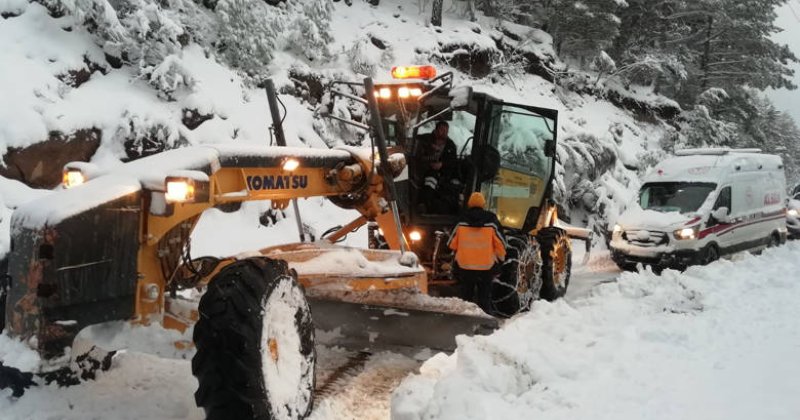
[
  {"xmin": 480, "ymin": 103, "xmax": 555, "ymax": 229},
  {"xmin": 714, "ymin": 186, "xmax": 732, "ymax": 211}
]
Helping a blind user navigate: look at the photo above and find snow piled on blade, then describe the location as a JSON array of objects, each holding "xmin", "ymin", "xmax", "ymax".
[{"xmin": 392, "ymin": 242, "xmax": 800, "ymax": 420}]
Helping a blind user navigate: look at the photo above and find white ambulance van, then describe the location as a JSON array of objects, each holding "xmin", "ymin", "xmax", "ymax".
[{"xmin": 610, "ymin": 148, "xmax": 787, "ymax": 270}]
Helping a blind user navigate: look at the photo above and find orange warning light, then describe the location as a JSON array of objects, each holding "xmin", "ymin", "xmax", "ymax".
[{"xmin": 391, "ymin": 65, "xmax": 437, "ymax": 80}]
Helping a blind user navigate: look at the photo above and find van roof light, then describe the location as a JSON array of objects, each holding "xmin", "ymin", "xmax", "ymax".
[{"xmin": 675, "ymin": 148, "xmax": 762, "ymax": 156}]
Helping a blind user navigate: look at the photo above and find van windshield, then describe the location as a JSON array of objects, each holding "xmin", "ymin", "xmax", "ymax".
[{"xmin": 639, "ymin": 182, "xmax": 716, "ymax": 214}]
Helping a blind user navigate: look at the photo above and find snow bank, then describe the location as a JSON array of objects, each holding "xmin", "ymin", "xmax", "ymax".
[{"xmin": 392, "ymin": 243, "xmax": 800, "ymax": 420}]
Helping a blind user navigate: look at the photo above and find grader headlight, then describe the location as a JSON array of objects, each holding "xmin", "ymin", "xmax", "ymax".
[
  {"xmin": 376, "ymin": 87, "xmax": 392, "ymax": 99},
  {"xmin": 398, "ymin": 87, "xmax": 410, "ymax": 98},
  {"xmin": 282, "ymin": 158, "xmax": 300, "ymax": 172},
  {"xmin": 165, "ymin": 177, "xmax": 195, "ymax": 203},
  {"xmin": 62, "ymin": 169, "xmax": 86, "ymax": 189}
]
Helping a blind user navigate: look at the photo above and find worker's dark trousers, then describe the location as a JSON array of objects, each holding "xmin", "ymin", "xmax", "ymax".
[{"xmin": 457, "ymin": 268, "xmax": 494, "ymax": 314}]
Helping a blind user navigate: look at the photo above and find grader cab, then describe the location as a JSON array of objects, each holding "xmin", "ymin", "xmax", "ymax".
[
  {"xmin": 359, "ymin": 66, "xmax": 579, "ymax": 315},
  {"xmin": 0, "ymin": 69, "xmax": 584, "ymax": 417}
]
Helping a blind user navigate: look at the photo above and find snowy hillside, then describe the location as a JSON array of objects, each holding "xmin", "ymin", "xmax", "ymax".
[{"xmin": 0, "ymin": 0, "xmax": 677, "ymax": 254}]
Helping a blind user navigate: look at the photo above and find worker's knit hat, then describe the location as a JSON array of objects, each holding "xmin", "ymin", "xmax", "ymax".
[{"xmin": 467, "ymin": 192, "xmax": 486, "ymax": 209}]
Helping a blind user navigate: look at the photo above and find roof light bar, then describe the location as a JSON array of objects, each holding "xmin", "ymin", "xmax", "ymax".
[{"xmin": 391, "ymin": 65, "xmax": 437, "ymax": 80}]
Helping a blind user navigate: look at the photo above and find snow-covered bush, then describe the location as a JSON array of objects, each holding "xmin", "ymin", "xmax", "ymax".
[
  {"xmin": 283, "ymin": 0, "xmax": 334, "ymax": 62},
  {"xmin": 33, "ymin": 0, "xmax": 213, "ymax": 98},
  {"xmin": 215, "ymin": 0, "xmax": 281, "ymax": 82},
  {"xmin": 591, "ymin": 51, "xmax": 616, "ymax": 85},
  {"xmin": 217, "ymin": 0, "xmax": 335, "ymax": 81},
  {"xmin": 345, "ymin": 35, "xmax": 394, "ymax": 76},
  {"xmin": 662, "ymin": 105, "xmax": 737, "ymax": 150},
  {"xmin": 114, "ymin": 111, "xmax": 185, "ymax": 160}
]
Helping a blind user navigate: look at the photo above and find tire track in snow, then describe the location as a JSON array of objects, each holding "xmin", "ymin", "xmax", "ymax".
[{"xmin": 311, "ymin": 348, "xmax": 422, "ymax": 420}]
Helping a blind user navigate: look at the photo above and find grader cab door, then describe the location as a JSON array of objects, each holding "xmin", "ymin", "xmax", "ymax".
[{"xmin": 477, "ymin": 102, "xmax": 558, "ymax": 231}]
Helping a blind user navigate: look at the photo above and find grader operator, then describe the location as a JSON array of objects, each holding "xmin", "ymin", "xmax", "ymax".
[{"xmin": 0, "ymin": 68, "xmax": 583, "ymax": 418}]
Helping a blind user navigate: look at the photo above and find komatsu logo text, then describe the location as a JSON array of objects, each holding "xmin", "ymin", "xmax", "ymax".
[{"xmin": 247, "ymin": 175, "xmax": 308, "ymax": 191}]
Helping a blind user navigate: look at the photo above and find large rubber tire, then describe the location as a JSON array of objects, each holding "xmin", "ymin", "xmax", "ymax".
[
  {"xmin": 538, "ymin": 227, "xmax": 572, "ymax": 301},
  {"xmin": 192, "ymin": 257, "xmax": 316, "ymax": 420},
  {"xmin": 492, "ymin": 235, "xmax": 542, "ymax": 318}
]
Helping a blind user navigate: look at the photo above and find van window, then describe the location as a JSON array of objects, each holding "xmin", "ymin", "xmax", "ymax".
[
  {"xmin": 714, "ymin": 187, "xmax": 731, "ymax": 210},
  {"xmin": 639, "ymin": 182, "xmax": 716, "ymax": 214}
]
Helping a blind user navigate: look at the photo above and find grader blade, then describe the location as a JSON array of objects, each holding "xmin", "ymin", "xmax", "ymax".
[
  {"xmin": 308, "ymin": 298, "xmax": 499, "ymax": 352},
  {"xmin": 257, "ymin": 243, "xmax": 499, "ymax": 351}
]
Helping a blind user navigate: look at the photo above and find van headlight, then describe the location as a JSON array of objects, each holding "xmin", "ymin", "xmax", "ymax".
[
  {"xmin": 788, "ymin": 208, "xmax": 799, "ymax": 217},
  {"xmin": 674, "ymin": 226, "xmax": 699, "ymax": 240}
]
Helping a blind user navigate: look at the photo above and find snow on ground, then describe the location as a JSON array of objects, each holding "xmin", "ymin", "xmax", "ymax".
[
  {"xmin": 392, "ymin": 242, "xmax": 800, "ymax": 420},
  {"xmin": 4, "ymin": 244, "xmax": 800, "ymax": 420}
]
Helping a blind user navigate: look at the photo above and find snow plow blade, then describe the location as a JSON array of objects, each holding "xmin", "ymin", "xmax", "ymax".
[{"xmin": 308, "ymin": 298, "xmax": 499, "ymax": 352}]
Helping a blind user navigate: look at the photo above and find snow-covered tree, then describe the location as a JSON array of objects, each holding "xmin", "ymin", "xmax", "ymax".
[
  {"xmin": 284, "ymin": 0, "xmax": 334, "ymax": 62},
  {"xmin": 216, "ymin": 0, "xmax": 334, "ymax": 82},
  {"xmin": 33, "ymin": 0, "xmax": 201, "ymax": 96},
  {"xmin": 476, "ymin": 0, "xmax": 625, "ymax": 60},
  {"xmin": 215, "ymin": 0, "xmax": 281, "ymax": 82},
  {"xmin": 662, "ymin": 104, "xmax": 737, "ymax": 150}
]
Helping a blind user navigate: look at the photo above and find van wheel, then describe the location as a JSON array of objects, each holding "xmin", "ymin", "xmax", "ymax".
[
  {"xmin": 701, "ymin": 245, "xmax": 719, "ymax": 265},
  {"xmin": 538, "ymin": 228, "xmax": 572, "ymax": 301},
  {"xmin": 492, "ymin": 235, "xmax": 542, "ymax": 318},
  {"xmin": 767, "ymin": 233, "xmax": 780, "ymax": 249},
  {"xmin": 192, "ymin": 257, "xmax": 315, "ymax": 420}
]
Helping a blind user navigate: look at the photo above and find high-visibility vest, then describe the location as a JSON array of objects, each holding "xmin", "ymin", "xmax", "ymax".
[{"xmin": 447, "ymin": 223, "xmax": 506, "ymax": 271}]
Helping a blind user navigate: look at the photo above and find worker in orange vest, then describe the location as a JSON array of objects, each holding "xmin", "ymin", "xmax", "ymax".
[{"xmin": 447, "ymin": 192, "xmax": 506, "ymax": 313}]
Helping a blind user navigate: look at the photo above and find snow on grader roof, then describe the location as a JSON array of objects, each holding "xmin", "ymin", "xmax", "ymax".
[{"xmin": 14, "ymin": 144, "xmax": 354, "ymax": 229}]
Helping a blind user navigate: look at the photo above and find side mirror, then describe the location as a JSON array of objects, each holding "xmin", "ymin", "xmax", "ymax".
[
  {"xmin": 711, "ymin": 206, "xmax": 730, "ymax": 222},
  {"xmin": 448, "ymin": 86, "xmax": 472, "ymax": 109},
  {"xmin": 545, "ymin": 139, "xmax": 555, "ymax": 157}
]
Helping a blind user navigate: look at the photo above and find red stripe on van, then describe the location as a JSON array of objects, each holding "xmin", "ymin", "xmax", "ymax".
[{"xmin": 698, "ymin": 210, "xmax": 785, "ymax": 239}]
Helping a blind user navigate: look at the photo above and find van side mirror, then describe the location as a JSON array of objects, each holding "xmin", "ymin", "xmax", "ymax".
[{"xmin": 712, "ymin": 207, "xmax": 730, "ymax": 222}]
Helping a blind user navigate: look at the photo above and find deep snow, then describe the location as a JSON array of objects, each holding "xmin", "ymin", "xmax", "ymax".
[
  {"xmin": 3, "ymin": 243, "xmax": 800, "ymax": 419},
  {"xmin": 392, "ymin": 243, "xmax": 800, "ymax": 420}
]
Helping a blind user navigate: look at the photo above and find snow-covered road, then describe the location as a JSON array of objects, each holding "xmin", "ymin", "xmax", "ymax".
[{"xmin": 4, "ymin": 243, "xmax": 800, "ymax": 420}]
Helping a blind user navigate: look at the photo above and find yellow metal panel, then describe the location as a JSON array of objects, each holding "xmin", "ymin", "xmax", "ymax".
[{"xmin": 486, "ymin": 167, "xmax": 545, "ymax": 229}]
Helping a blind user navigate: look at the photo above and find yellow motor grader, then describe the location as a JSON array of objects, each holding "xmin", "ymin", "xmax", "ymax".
[{"xmin": 0, "ymin": 69, "xmax": 584, "ymax": 418}]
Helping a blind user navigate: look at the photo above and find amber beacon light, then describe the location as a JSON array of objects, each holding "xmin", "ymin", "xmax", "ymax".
[{"xmin": 391, "ymin": 65, "xmax": 437, "ymax": 80}]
